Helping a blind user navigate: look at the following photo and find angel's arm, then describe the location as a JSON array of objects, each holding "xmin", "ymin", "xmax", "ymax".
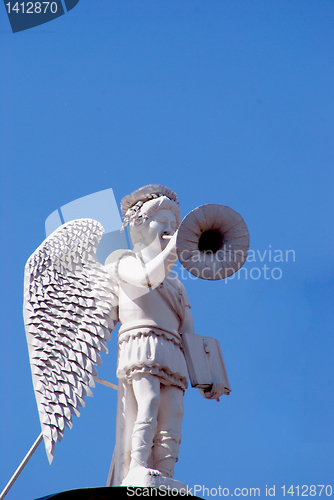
[{"xmin": 118, "ymin": 231, "xmax": 178, "ymax": 288}]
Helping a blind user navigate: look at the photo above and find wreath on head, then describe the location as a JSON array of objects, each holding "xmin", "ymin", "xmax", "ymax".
[{"xmin": 121, "ymin": 184, "xmax": 179, "ymax": 228}]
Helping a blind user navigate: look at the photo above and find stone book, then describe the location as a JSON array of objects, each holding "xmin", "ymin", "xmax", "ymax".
[{"xmin": 181, "ymin": 333, "xmax": 231, "ymax": 395}]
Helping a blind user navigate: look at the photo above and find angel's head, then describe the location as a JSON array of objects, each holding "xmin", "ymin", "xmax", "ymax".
[
  {"xmin": 129, "ymin": 197, "xmax": 180, "ymax": 250},
  {"xmin": 121, "ymin": 185, "xmax": 181, "ymax": 250}
]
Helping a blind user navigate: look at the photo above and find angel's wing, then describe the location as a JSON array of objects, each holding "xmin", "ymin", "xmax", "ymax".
[{"xmin": 23, "ymin": 218, "xmax": 118, "ymax": 463}]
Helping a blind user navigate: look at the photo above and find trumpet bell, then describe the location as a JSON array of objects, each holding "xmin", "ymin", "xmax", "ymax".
[{"xmin": 177, "ymin": 204, "xmax": 249, "ymax": 280}]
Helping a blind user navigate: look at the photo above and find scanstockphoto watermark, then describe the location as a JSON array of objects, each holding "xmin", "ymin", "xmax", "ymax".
[
  {"xmin": 174, "ymin": 245, "xmax": 296, "ymax": 282},
  {"xmin": 126, "ymin": 484, "xmax": 262, "ymax": 496},
  {"xmin": 127, "ymin": 484, "xmax": 333, "ymax": 497}
]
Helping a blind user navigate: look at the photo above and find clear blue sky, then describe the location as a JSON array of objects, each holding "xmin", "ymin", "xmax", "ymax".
[{"xmin": 0, "ymin": 1, "xmax": 333, "ymax": 499}]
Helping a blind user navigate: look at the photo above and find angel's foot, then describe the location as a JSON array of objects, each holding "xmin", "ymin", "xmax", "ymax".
[
  {"xmin": 121, "ymin": 466, "xmax": 162, "ymax": 486},
  {"xmin": 129, "ymin": 463, "xmax": 162, "ymax": 476},
  {"xmin": 148, "ymin": 468, "xmax": 162, "ymax": 477}
]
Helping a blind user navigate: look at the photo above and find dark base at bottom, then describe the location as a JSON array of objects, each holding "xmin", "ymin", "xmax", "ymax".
[{"xmin": 35, "ymin": 486, "xmax": 202, "ymax": 500}]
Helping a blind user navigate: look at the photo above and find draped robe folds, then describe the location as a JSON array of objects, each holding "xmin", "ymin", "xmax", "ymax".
[{"xmin": 111, "ymin": 253, "xmax": 191, "ymax": 485}]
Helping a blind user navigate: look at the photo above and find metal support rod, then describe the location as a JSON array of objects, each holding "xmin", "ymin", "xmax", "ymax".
[
  {"xmin": 0, "ymin": 432, "xmax": 43, "ymax": 500},
  {"xmin": 93, "ymin": 376, "xmax": 118, "ymax": 391}
]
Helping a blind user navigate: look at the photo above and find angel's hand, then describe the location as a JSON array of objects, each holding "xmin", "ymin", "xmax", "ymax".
[
  {"xmin": 199, "ymin": 383, "xmax": 226, "ymax": 402},
  {"xmin": 163, "ymin": 229, "xmax": 178, "ymax": 272},
  {"xmin": 165, "ymin": 229, "xmax": 178, "ymax": 247}
]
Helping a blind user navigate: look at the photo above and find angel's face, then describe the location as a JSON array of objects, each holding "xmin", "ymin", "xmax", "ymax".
[{"xmin": 134, "ymin": 209, "xmax": 177, "ymax": 253}]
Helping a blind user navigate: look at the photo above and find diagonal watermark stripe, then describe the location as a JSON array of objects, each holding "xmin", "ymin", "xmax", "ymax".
[
  {"xmin": 3, "ymin": 0, "xmax": 80, "ymax": 33},
  {"xmin": 45, "ymin": 188, "xmax": 128, "ymax": 265}
]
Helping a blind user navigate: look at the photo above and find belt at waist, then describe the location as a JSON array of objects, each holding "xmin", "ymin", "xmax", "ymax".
[{"xmin": 119, "ymin": 319, "xmax": 180, "ymax": 341}]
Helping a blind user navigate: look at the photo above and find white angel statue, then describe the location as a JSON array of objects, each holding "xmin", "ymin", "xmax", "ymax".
[{"xmin": 24, "ymin": 184, "xmax": 227, "ymax": 487}]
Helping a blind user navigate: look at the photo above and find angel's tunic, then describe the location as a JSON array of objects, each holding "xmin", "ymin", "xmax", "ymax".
[{"xmin": 116, "ymin": 255, "xmax": 190, "ymax": 391}]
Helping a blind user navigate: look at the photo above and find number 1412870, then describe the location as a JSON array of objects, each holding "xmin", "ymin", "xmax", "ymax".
[
  {"xmin": 282, "ymin": 485, "xmax": 332, "ymax": 496},
  {"xmin": 5, "ymin": 2, "xmax": 58, "ymax": 14}
]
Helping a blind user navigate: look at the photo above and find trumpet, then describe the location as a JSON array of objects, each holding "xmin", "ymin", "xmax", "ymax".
[{"xmin": 171, "ymin": 204, "xmax": 249, "ymax": 281}]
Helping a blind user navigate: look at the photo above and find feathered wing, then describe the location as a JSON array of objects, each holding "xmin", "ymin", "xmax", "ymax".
[{"xmin": 23, "ymin": 219, "xmax": 118, "ymax": 463}]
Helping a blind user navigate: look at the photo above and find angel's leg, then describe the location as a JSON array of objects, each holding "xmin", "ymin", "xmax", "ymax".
[
  {"xmin": 129, "ymin": 373, "xmax": 160, "ymax": 471},
  {"xmin": 152, "ymin": 385, "xmax": 183, "ymax": 477}
]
